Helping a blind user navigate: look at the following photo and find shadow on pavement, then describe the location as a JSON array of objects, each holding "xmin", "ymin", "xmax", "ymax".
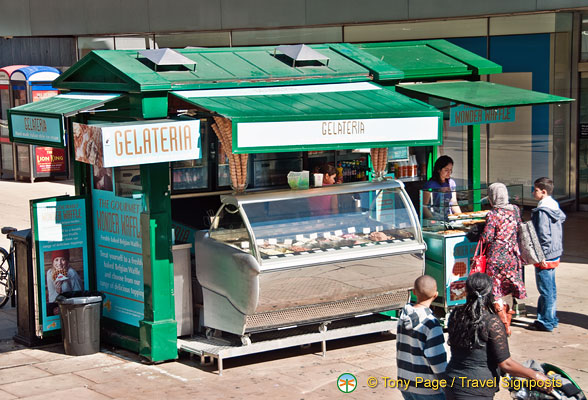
[{"xmin": 525, "ymin": 305, "xmax": 588, "ymax": 330}]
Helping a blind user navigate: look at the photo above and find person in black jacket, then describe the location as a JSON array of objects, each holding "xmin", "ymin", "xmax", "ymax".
[{"xmin": 444, "ymin": 273, "xmax": 552, "ymax": 400}]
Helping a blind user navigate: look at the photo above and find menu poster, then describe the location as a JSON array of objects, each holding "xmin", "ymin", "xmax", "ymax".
[
  {"xmin": 92, "ymin": 186, "xmax": 144, "ymax": 326},
  {"xmin": 35, "ymin": 146, "xmax": 67, "ymax": 173},
  {"xmin": 445, "ymin": 236, "xmax": 478, "ymax": 306},
  {"xmin": 31, "ymin": 197, "xmax": 90, "ymax": 333}
]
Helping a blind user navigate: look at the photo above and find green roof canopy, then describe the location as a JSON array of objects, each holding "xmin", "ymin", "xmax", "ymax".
[
  {"xmin": 396, "ymin": 81, "xmax": 574, "ymax": 108},
  {"xmin": 172, "ymin": 82, "xmax": 442, "ymax": 153},
  {"xmin": 54, "ymin": 45, "xmax": 378, "ymax": 93},
  {"xmin": 9, "ymin": 92, "xmax": 121, "ymax": 117},
  {"xmin": 8, "ymin": 92, "xmax": 122, "ymax": 146},
  {"xmin": 349, "ymin": 40, "xmax": 502, "ymax": 81}
]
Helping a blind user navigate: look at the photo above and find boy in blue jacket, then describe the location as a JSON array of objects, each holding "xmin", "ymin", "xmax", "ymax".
[{"xmin": 530, "ymin": 177, "xmax": 566, "ymax": 332}]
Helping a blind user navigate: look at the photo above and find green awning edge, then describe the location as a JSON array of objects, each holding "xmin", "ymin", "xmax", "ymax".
[
  {"xmin": 396, "ymin": 81, "xmax": 574, "ymax": 109},
  {"xmin": 328, "ymin": 43, "xmax": 405, "ymax": 81},
  {"xmin": 426, "ymin": 40, "xmax": 502, "ymax": 76},
  {"xmin": 7, "ymin": 92, "xmax": 123, "ymax": 147},
  {"xmin": 353, "ymin": 39, "xmax": 502, "ymax": 81}
]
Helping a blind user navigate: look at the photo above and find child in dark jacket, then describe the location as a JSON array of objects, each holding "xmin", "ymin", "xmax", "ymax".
[{"xmin": 530, "ymin": 177, "xmax": 566, "ymax": 332}]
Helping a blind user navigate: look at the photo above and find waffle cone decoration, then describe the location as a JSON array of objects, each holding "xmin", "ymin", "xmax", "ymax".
[
  {"xmin": 370, "ymin": 148, "xmax": 388, "ymax": 177},
  {"xmin": 212, "ymin": 116, "xmax": 248, "ymax": 192}
]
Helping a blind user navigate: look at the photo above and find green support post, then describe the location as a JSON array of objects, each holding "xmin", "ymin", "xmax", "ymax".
[
  {"xmin": 139, "ymin": 163, "xmax": 177, "ymax": 362},
  {"xmin": 468, "ymin": 124, "xmax": 481, "ymax": 211}
]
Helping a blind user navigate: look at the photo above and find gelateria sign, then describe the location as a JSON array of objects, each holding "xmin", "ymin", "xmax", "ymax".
[
  {"xmin": 73, "ymin": 119, "xmax": 201, "ymax": 168},
  {"xmin": 9, "ymin": 113, "xmax": 64, "ymax": 146},
  {"xmin": 235, "ymin": 116, "xmax": 439, "ymax": 152}
]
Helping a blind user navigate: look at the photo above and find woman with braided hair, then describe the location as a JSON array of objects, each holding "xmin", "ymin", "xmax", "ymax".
[{"xmin": 443, "ymin": 273, "xmax": 551, "ymax": 400}]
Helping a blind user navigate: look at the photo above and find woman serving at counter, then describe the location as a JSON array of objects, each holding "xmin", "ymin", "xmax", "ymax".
[{"xmin": 422, "ymin": 155, "xmax": 462, "ymax": 219}]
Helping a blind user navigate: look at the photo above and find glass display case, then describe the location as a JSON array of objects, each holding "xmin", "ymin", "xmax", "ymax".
[
  {"xmin": 209, "ymin": 180, "xmax": 422, "ymax": 269},
  {"xmin": 420, "ymin": 184, "xmax": 523, "ymax": 236},
  {"xmin": 419, "ymin": 184, "xmax": 523, "ymax": 313},
  {"xmin": 195, "ymin": 180, "xmax": 426, "ymax": 337}
]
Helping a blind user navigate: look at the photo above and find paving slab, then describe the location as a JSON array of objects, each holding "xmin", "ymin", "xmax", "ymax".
[
  {"xmin": 0, "ymin": 365, "xmax": 51, "ymax": 384},
  {"xmin": 0, "ymin": 351, "xmax": 41, "ymax": 369},
  {"xmin": 0, "ymin": 373, "xmax": 95, "ymax": 398},
  {"xmin": 34, "ymin": 352, "xmax": 125, "ymax": 375},
  {"xmin": 0, "ymin": 389, "xmax": 16, "ymax": 400},
  {"xmin": 19, "ymin": 387, "xmax": 112, "ymax": 400}
]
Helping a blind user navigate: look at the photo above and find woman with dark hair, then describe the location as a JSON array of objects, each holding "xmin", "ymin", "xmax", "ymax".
[
  {"xmin": 481, "ymin": 182, "xmax": 526, "ymax": 335},
  {"xmin": 444, "ymin": 273, "xmax": 551, "ymax": 400},
  {"xmin": 422, "ymin": 155, "xmax": 462, "ymax": 219}
]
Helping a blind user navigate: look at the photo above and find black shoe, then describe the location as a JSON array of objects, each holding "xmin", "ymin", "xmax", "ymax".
[{"xmin": 527, "ymin": 321, "xmax": 553, "ymax": 332}]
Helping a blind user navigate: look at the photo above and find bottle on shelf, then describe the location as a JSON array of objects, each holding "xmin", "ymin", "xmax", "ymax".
[{"xmin": 336, "ymin": 162, "xmax": 343, "ymax": 183}]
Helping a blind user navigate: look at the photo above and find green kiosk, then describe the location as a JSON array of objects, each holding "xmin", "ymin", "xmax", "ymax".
[
  {"xmin": 7, "ymin": 41, "xmax": 571, "ymax": 365},
  {"xmin": 340, "ymin": 40, "xmax": 573, "ymax": 314}
]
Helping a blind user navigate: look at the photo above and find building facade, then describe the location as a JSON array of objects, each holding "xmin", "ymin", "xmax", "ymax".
[{"xmin": 0, "ymin": 0, "xmax": 587, "ymax": 208}]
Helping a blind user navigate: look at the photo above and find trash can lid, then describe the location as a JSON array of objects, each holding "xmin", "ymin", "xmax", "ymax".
[{"xmin": 56, "ymin": 290, "xmax": 104, "ymax": 305}]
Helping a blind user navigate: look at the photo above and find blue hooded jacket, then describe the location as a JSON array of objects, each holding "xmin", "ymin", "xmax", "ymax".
[{"xmin": 531, "ymin": 198, "xmax": 566, "ymax": 260}]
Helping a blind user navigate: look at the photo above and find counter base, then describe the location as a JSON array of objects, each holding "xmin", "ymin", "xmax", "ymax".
[{"xmin": 178, "ymin": 314, "xmax": 397, "ymax": 375}]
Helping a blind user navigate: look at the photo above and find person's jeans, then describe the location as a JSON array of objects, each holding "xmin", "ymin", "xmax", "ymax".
[
  {"xmin": 401, "ymin": 391, "xmax": 446, "ymax": 400},
  {"xmin": 535, "ymin": 267, "xmax": 558, "ymax": 331}
]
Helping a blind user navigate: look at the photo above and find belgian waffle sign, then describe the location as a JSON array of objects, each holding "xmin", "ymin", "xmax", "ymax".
[{"xmin": 73, "ymin": 119, "xmax": 201, "ymax": 168}]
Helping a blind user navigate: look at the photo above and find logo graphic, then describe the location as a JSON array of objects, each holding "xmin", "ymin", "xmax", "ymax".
[{"xmin": 337, "ymin": 373, "xmax": 357, "ymax": 393}]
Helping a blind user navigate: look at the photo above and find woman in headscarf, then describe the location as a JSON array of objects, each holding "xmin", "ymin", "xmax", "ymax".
[{"xmin": 480, "ymin": 183, "xmax": 525, "ymax": 335}]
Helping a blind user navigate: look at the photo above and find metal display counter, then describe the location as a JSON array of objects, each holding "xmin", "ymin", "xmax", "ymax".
[{"xmin": 195, "ymin": 180, "xmax": 425, "ymax": 343}]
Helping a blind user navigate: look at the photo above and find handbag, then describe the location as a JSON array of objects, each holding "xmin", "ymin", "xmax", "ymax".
[
  {"xmin": 518, "ymin": 220, "xmax": 545, "ymax": 265},
  {"xmin": 470, "ymin": 239, "xmax": 487, "ymax": 274}
]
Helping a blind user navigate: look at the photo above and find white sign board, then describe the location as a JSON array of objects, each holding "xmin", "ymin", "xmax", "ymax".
[
  {"xmin": 236, "ymin": 117, "xmax": 438, "ymax": 150},
  {"xmin": 73, "ymin": 120, "xmax": 201, "ymax": 168}
]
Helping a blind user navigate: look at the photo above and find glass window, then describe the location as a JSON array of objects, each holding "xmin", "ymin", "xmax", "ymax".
[
  {"xmin": 249, "ymin": 152, "xmax": 302, "ymax": 188},
  {"xmin": 172, "ymin": 125, "xmax": 208, "ymax": 191},
  {"xmin": 579, "ymin": 74, "xmax": 588, "ymax": 208},
  {"xmin": 237, "ymin": 187, "xmax": 417, "ymax": 261},
  {"xmin": 439, "ymin": 121, "xmax": 468, "ymax": 188},
  {"xmin": 77, "ymin": 37, "xmax": 115, "ymax": 59},
  {"xmin": 155, "ymin": 32, "xmax": 231, "ymax": 48},
  {"xmin": 1, "ymin": 143, "xmax": 13, "ymax": 172},
  {"xmin": 232, "ymin": 26, "xmax": 342, "ymax": 46},
  {"xmin": 16, "ymin": 144, "xmax": 29, "ymax": 173},
  {"xmin": 581, "ymin": 14, "xmax": 588, "ymax": 61},
  {"xmin": 11, "ymin": 86, "xmax": 27, "ymax": 107},
  {"xmin": 0, "ymin": 88, "xmax": 10, "ymax": 121},
  {"xmin": 114, "ymin": 166, "xmax": 141, "ymax": 198},
  {"xmin": 217, "ymin": 138, "xmax": 231, "ymax": 188}
]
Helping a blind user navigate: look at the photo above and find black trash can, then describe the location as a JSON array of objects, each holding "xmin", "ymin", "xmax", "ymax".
[{"xmin": 56, "ymin": 291, "xmax": 104, "ymax": 356}]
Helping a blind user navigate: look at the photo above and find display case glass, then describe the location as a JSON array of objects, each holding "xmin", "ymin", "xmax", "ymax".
[
  {"xmin": 208, "ymin": 180, "xmax": 423, "ymax": 268},
  {"xmin": 419, "ymin": 184, "xmax": 523, "ymax": 235}
]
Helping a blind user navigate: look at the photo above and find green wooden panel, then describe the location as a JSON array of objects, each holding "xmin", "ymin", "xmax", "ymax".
[
  {"xmin": 427, "ymin": 40, "xmax": 502, "ymax": 75},
  {"xmin": 358, "ymin": 44, "xmax": 470, "ymax": 79},
  {"xmin": 173, "ymin": 84, "xmax": 440, "ymax": 120},
  {"xmin": 330, "ymin": 43, "xmax": 404, "ymax": 81},
  {"xmin": 397, "ymin": 81, "xmax": 574, "ymax": 108},
  {"xmin": 351, "ymin": 39, "xmax": 502, "ymax": 81},
  {"xmin": 8, "ymin": 93, "xmax": 121, "ymax": 116},
  {"xmin": 54, "ymin": 45, "xmax": 373, "ymax": 93}
]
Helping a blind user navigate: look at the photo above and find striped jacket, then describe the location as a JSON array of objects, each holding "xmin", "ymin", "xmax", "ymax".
[{"xmin": 396, "ymin": 304, "xmax": 447, "ymax": 395}]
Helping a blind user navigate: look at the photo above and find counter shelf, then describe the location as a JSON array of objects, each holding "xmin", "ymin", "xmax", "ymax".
[
  {"xmin": 195, "ymin": 180, "xmax": 426, "ymax": 337},
  {"xmin": 419, "ymin": 185, "xmax": 523, "ymax": 315}
]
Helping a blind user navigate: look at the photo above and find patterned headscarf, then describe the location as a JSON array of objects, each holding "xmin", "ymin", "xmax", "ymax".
[{"xmin": 488, "ymin": 182, "xmax": 514, "ymax": 211}]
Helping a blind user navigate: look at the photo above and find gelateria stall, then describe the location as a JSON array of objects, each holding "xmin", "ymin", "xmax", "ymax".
[{"xmin": 7, "ymin": 45, "xmax": 443, "ymax": 366}]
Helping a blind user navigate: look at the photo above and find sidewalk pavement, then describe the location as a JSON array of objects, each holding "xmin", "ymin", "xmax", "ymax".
[{"xmin": 0, "ymin": 179, "xmax": 586, "ymax": 399}]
